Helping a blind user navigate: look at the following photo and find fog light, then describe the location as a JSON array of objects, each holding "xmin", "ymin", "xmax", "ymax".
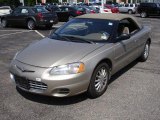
[{"xmin": 10, "ymin": 73, "xmax": 15, "ymax": 81}]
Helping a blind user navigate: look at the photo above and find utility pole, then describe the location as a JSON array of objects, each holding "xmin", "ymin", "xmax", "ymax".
[{"xmin": 20, "ymin": 0, "xmax": 24, "ymax": 6}]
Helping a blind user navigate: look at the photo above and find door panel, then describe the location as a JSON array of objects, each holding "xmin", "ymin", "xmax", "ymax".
[{"xmin": 113, "ymin": 37, "xmax": 136, "ymax": 72}]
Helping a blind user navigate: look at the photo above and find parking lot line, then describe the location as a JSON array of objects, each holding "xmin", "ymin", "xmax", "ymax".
[
  {"xmin": 0, "ymin": 30, "xmax": 33, "ymax": 37},
  {"xmin": 34, "ymin": 30, "xmax": 45, "ymax": 38},
  {"xmin": 0, "ymin": 30, "xmax": 30, "ymax": 31}
]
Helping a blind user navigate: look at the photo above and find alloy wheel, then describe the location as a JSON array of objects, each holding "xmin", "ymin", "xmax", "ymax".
[
  {"xmin": 2, "ymin": 19, "xmax": 7, "ymax": 27},
  {"xmin": 27, "ymin": 20, "xmax": 35, "ymax": 30},
  {"xmin": 144, "ymin": 43, "xmax": 149, "ymax": 59},
  {"xmin": 94, "ymin": 67, "xmax": 108, "ymax": 93}
]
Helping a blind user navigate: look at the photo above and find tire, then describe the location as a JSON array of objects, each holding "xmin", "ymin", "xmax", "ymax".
[
  {"xmin": 27, "ymin": 19, "xmax": 36, "ymax": 30},
  {"xmin": 46, "ymin": 24, "xmax": 53, "ymax": 29},
  {"xmin": 68, "ymin": 16, "xmax": 74, "ymax": 21},
  {"xmin": 139, "ymin": 41, "xmax": 150, "ymax": 62},
  {"xmin": 87, "ymin": 63, "xmax": 110, "ymax": 98},
  {"xmin": 1, "ymin": 18, "xmax": 8, "ymax": 28},
  {"xmin": 128, "ymin": 10, "xmax": 133, "ymax": 14},
  {"xmin": 140, "ymin": 12, "xmax": 147, "ymax": 18}
]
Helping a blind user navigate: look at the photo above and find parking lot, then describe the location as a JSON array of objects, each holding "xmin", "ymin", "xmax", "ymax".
[{"xmin": 0, "ymin": 15, "xmax": 160, "ymax": 120}]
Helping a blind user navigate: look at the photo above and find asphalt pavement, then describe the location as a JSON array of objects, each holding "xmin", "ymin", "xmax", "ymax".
[{"xmin": 0, "ymin": 15, "xmax": 160, "ymax": 120}]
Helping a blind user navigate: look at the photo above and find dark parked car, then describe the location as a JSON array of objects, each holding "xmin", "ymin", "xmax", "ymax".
[
  {"xmin": 58, "ymin": 6, "xmax": 86, "ymax": 21},
  {"xmin": 78, "ymin": 6, "xmax": 97, "ymax": 14},
  {"xmin": 1, "ymin": 6, "xmax": 58, "ymax": 29},
  {"xmin": 44, "ymin": 5, "xmax": 69, "ymax": 22},
  {"xmin": 137, "ymin": 3, "xmax": 160, "ymax": 18}
]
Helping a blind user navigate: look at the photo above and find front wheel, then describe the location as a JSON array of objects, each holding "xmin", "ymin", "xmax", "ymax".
[
  {"xmin": 139, "ymin": 41, "xmax": 150, "ymax": 62},
  {"xmin": 1, "ymin": 18, "xmax": 8, "ymax": 28},
  {"xmin": 46, "ymin": 24, "xmax": 53, "ymax": 29},
  {"xmin": 27, "ymin": 20, "xmax": 36, "ymax": 30},
  {"xmin": 140, "ymin": 12, "xmax": 147, "ymax": 18},
  {"xmin": 87, "ymin": 63, "xmax": 110, "ymax": 98},
  {"xmin": 128, "ymin": 10, "xmax": 133, "ymax": 14}
]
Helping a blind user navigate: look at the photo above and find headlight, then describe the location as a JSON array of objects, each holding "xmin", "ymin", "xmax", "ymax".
[{"xmin": 50, "ymin": 62, "xmax": 85, "ymax": 75}]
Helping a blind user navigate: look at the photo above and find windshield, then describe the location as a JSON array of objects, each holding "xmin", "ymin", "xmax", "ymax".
[
  {"xmin": 50, "ymin": 18, "xmax": 115, "ymax": 42},
  {"xmin": 35, "ymin": 6, "xmax": 48, "ymax": 13}
]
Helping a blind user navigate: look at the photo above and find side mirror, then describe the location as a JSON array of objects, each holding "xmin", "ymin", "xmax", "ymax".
[{"xmin": 117, "ymin": 34, "xmax": 130, "ymax": 41}]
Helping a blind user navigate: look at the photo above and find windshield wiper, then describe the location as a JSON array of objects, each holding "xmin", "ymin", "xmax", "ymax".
[
  {"xmin": 62, "ymin": 35, "xmax": 95, "ymax": 44},
  {"xmin": 52, "ymin": 33, "xmax": 72, "ymax": 42}
]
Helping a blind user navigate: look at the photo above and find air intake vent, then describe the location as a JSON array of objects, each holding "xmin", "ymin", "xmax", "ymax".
[{"xmin": 14, "ymin": 75, "xmax": 47, "ymax": 91}]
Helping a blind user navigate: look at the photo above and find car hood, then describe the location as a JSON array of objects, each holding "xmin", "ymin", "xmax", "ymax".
[{"xmin": 16, "ymin": 38, "xmax": 103, "ymax": 67}]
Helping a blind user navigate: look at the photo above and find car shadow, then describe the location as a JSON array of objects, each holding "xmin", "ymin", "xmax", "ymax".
[
  {"xmin": 16, "ymin": 59, "xmax": 139, "ymax": 105},
  {"xmin": 16, "ymin": 87, "xmax": 88, "ymax": 105},
  {"xmin": 108, "ymin": 59, "xmax": 139, "ymax": 84}
]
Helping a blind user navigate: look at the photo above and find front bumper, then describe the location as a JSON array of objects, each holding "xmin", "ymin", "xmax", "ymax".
[{"xmin": 9, "ymin": 60, "xmax": 90, "ymax": 97}]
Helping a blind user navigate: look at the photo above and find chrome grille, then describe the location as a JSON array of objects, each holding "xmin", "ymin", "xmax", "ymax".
[
  {"xmin": 14, "ymin": 75, "xmax": 47, "ymax": 91},
  {"xmin": 29, "ymin": 80, "xmax": 47, "ymax": 90}
]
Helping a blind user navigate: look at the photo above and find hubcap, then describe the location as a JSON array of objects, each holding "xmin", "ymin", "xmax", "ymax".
[
  {"xmin": 28, "ymin": 20, "xmax": 35, "ymax": 29},
  {"xmin": 69, "ymin": 16, "xmax": 73, "ymax": 20},
  {"xmin": 2, "ymin": 20, "xmax": 6, "ymax": 27},
  {"xmin": 129, "ymin": 10, "xmax": 132, "ymax": 14},
  {"xmin": 141, "ymin": 12, "xmax": 146, "ymax": 18},
  {"xmin": 144, "ymin": 44, "xmax": 149, "ymax": 59},
  {"xmin": 94, "ymin": 67, "xmax": 108, "ymax": 92}
]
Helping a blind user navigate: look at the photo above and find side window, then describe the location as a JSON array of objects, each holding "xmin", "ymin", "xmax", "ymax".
[
  {"xmin": 117, "ymin": 18, "xmax": 139, "ymax": 37},
  {"xmin": 60, "ymin": 7, "xmax": 68, "ymax": 11},
  {"xmin": 130, "ymin": 4, "xmax": 133, "ymax": 7},
  {"xmin": 125, "ymin": 4, "xmax": 129, "ymax": 7},
  {"xmin": 13, "ymin": 8, "xmax": 21, "ymax": 14},
  {"xmin": 65, "ymin": 8, "xmax": 69, "ymax": 11},
  {"xmin": 151, "ymin": 3, "xmax": 156, "ymax": 8},
  {"xmin": 21, "ymin": 9, "xmax": 29, "ymax": 14}
]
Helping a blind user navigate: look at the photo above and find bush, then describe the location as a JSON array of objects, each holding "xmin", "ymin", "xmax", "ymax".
[{"xmin": 0, "ymin": 0, "xmax": 21, "ymax": 8}]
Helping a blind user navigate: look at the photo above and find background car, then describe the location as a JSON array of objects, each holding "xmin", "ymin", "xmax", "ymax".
[
  {"xmin": 9, "ymin": 14, "xmax": 151, "ymax": 98},
  {"xmin": 1, "ymin": 6, "xmax": 58, "ymax": 30},
  {"xmin": 118, "ymin": 3, "xmax": 137, "ymax": 14},
  {"xmin": 137, "ymin": 3, "xmax": 160, "ymax": 18},
  {"xmin": 77, "ymin": 6, "xmax": 97, "ymax": 14},
  {"xmin": 58, "ymin": 6, "xmax": 86, "ymax": 21},
  {"xmin": 104, "ymin": 4, "xmax": 119, "ymax": 13},
  {"xmin": 0, "ymin": 6, "xmax": 12, "ymax": 17}
]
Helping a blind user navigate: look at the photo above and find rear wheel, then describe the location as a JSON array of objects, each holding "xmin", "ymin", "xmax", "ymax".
[
  {"xmin": 68, "ymin": 16, "xmax": 74, "ymax": 21},
  {"xmin": 1, "ymin": 18, "xmax": 8, "ymax": 28},
  {"xmin": 87, "ymin": 63, "xmax": 110, "ymax": 98},
  {"xmin": 139, "ymin": 41, "xmax": 150, "ymax": 62},
  {"xmin": 140, "ymin": 12, "xmax": 147, "ymax": 18},
  {"xmin": 128, "ymin": 10, "xmax": 133, "ymax": 14},
  {"xmin": 46, "ymin": 24, "xmax": 53, "ymax": 29},
  {"xmin": 27, "ymin": 19, "xmax": 36, "ymax": 30}
]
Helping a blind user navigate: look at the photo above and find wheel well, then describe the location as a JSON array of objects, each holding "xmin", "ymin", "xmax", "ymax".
[
  {"xmin": 147, "ymin": 38, "xmax": 151, "ymax": 45},
  {"xmin": 96, "ymin": 59, "xmax": 112, "ymax": 71},
  {"xmin": 1, "ymin": 17, "xmax": 5, "ymax": 22},
  {"xmin": 26, "ymin": 18, "xmax": 35, "ymax": 24}
]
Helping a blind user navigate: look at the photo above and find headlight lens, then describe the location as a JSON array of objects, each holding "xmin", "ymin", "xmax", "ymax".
[{"xmin": 50, "ymin": 62, "xmax": 85, "ymax": 75}]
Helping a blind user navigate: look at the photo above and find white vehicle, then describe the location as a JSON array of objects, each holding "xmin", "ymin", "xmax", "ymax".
[
  {"xmin": 100, "ymin": 6, "xmax": 112, "ymax": 13},
  {"xmin": 0, "ymin": 6, "xmax": 12, "ymax": 16},
  {"xmin": 118, "ymin": 3, "xmax": 137, "ymax": 14}
]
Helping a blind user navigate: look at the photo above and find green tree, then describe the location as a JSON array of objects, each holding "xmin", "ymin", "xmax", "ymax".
[{"xmin": 0, "ymin": 0, "xmax": 20, "ymax": 8}]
